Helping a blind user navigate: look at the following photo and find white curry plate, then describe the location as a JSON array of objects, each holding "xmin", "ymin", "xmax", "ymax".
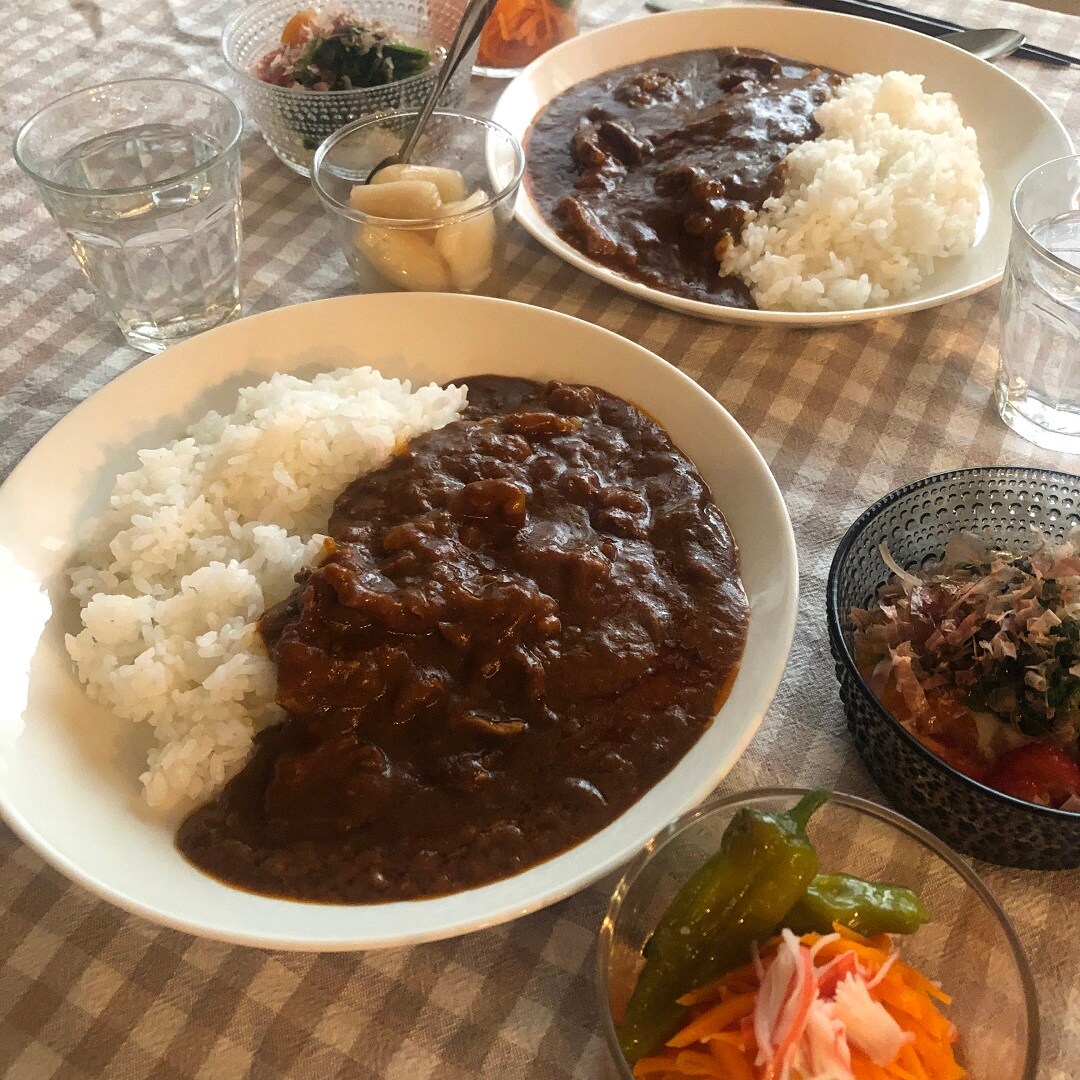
[
  {"xmin": 0, "ymin": 293, "xmax": 797, "ymax": 950},
  {"xmin": 492, "ymin": 5, "xmax": 1074, "ymax": 326}
]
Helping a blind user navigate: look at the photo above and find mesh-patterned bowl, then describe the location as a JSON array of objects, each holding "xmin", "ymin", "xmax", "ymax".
[
  {"xmin": 597, "ymin": 789, "xmax": 1039, "ymax": 1080},
  {"xmin": 221, "ymin": 0, "xmax": 474, "ymax": 176},
  {"xmin": 828, "ymin": 467, "xmax": 1080, "ymax": 870}
]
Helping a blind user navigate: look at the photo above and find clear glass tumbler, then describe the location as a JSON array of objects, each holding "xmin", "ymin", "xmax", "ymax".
[
  {"xmin": 14, "ymin": 78, "xmax": 244, "ymax": 354},
  {"xmin": 996, "ymin": 155, "xmax": 1080, "ymax": 453}
]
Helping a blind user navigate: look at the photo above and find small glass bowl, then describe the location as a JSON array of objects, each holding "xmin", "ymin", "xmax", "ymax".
[
  {"xmin": 311, "ymin": 110, "xmax": 524, "ymax": 294},
  {"xmin": 222, "ymin": 0, "xmax": 476, "ymax": 176},
  {"xmin": 597, "ymin": 788, "xmax": 1039, "ymax": 1080},
  {"xmin": 828, "ymin": 467, "xmax": 1080, "ymax": 869}
]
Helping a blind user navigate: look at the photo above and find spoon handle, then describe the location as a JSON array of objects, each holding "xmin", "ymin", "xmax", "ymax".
[
  {"xmin": 939, "ymin": 28, "xmax": 1025, "ymax": 62},
  {"xmin": 398, "ymin": 0, "xmax": 500, "ymax": 164}
]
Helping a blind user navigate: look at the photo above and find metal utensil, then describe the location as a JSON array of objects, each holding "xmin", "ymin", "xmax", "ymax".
[
  {"xmin": 939, "ymin": 27, "xmax": 1026, "ymax": 62},
  {"xmin": 642, "ymin": 0, "xmax": 1067, "ymax": 65},
  {"xmin": 364, "ymin": 0, "xmax": 499, "ymax": 183},
  {"xmin": 785, "ymin": 0, "xmax": 1073, "ymax": 67}
]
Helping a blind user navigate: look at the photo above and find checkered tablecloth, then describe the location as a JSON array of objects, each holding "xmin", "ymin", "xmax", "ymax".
[{"xmin": 3, "ymin": 0, "xmax": 1080, "ymax": 1076}]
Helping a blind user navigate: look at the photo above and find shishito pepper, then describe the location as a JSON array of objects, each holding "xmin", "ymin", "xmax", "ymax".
[
  {"xmin": 616, "ymin": 790, "xmax": 830, "ymax": 1065},
  {"xmin": 784, "ymin": 873, "xmax": 929, "ymax": 938}
]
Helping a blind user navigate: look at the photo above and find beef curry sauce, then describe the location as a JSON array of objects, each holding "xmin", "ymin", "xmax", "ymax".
[
  {"xmin": 525, "ymin": 48, "xmax": 837, "ymax": 307},
  {"xmin": 177, "ymin": 377, "xmax": 749, "ymax": 903}
]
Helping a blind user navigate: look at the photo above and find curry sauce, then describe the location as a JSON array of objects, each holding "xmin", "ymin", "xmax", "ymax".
[
  {"xmin": 525, "ymin": 48, "xmax": 837, "ymax": 307},
  {"xmin": 177, "ymin": 377, "xmax": 749, "ymax": 902}
]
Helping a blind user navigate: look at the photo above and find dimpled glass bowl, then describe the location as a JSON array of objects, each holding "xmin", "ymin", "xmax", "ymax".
[
  {"xmin": 828, "ymin": 467, "xmax": 1080, "ymax": 869},
  {"xmin": 597, "ymin": 789, "xmax": 1039, "ymax": 1080},
  {"xmin": 222, "ymin": 0, "xmax": 475, "ymax": 176}
]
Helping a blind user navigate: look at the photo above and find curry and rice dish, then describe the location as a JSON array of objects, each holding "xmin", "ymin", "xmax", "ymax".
[
  {"xmin": 67, "ymin": 372, "xmax": 748, "ymax": 903},
  {"xmin": 527, "ymin": 49, "xmax": 837, "ymax": 309},
  {"xmin": 525, "ymin": 48, "xmax": 984, "ymax": 312}
]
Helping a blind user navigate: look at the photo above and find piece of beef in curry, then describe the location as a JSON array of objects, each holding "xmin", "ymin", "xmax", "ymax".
[
  {"xmin": 526, "ymin": 48, "xmax": 837, "ymax": 307},
  {"xmin": 177, "ymin": 376, "xmax": 749, "ymax": 903}
]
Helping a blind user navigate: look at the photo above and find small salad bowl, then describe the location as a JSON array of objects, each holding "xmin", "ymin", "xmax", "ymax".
[
  {"xmin": 828, "ymin": 467, "xmax": 1080, "ymax": 869},
  {"xmin": 222, "ymin": 0, "xmax": 477, "ymax": 176},
  {"xmin": 597, "ymin": 788, "xmax": 1039, "ymax": 1080}
]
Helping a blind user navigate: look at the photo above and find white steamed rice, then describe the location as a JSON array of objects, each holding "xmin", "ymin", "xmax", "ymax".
[
  {"xmin": 721, "ymin": 71, "xmax": 984, "ymax": 311},
  {"xmin": 66, "ymin": 367, "xmax": 466, "ymax": 809}
]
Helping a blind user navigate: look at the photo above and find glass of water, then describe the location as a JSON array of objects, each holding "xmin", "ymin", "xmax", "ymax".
[
  {"xmin": 14, "ymin": 78, "xmax": 244, "ymax": 354},
  {"xmin": 996, "ymin": 155, "xmax": 1080, "ymax": 453}
]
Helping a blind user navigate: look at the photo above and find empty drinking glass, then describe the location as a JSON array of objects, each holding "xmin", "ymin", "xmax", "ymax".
[
  {"xmin": 15, "ymin": 78, "xmax": 244, "ymax": 354},
  {"xmin": 996, "ymin": 155, "xmax": 1080, "ymax": 453}
]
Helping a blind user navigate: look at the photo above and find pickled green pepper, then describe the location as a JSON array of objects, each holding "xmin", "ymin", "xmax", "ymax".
[
  {"xmin": 784, "ymin": 873, "xmax": 929, "ymax": 938},
  {"xmin": 616, "ymin": 790, "xmax": 830, "ymax": 1065}
]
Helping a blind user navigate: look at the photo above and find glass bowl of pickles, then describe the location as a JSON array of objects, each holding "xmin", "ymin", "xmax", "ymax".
[
  {"xmin": 312, "ymin": 110, "xmax": 523, "ymax": 294},
  {"xmin": 597, "ymin": 788, "xmax": 1039, "ymax": 1080}
]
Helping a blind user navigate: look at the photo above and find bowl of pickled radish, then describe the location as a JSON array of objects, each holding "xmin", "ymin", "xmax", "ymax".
[
  {"xmin": 312, "ymin": 110, "xmax": 524, "ymax": 294},
  {"xmin": 597, "ymin": 788, "xmax": 1039, "ymax": 1080}
]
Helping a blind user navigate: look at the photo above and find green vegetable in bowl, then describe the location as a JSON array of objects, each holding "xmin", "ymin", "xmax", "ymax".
[
  {"xmin": 252, "ymin": 9, "xmax": 431, "ymax": 91},
  {"xmin": 617, "ymin": 790, "xmax": 829, "ymax": 1065},
  {"xmin": 785, "ymin": 873, "xmax": 929, "ymax": 938},
  {"xmin": 615, "ymin": 791, "xmax": 931, "ymax": 1065},
  {"xmin": 292, "ymin": 31, "xmax": 430, "ymax": 88}
]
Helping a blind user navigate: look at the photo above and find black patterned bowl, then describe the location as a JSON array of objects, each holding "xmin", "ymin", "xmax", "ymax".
[{"xmin": 827, "ymin": 467, "xmax": 1080, "ymax": 870}]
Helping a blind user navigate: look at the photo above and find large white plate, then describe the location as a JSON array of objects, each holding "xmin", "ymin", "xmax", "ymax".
[
  {"xmin": 0, "ymin": 293, "xmax": 797, "ymax": 951},
  {"xmin": 493, "ymin": 6, "xmax": 1074, "ymax": 326}
]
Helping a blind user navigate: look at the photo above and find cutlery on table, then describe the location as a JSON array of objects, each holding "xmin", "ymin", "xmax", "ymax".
[
  {"xmin": 642, "ymin": 0, "xmax": 1078, "ymax": 67},
  {"xmin": 364, "ymin": 0, "xmax": 499, "ymax": 183}
]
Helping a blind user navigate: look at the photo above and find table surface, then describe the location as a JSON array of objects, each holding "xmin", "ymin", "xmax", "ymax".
[{"xmin": 3, "ymin": 0, "xmax": 1080, "ymax": 1077}]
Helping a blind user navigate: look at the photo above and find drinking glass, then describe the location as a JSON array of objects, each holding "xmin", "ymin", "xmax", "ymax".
[
  {"xmin": 15, "ymin": 79, "xmax": 244, "ymax": 355},
  {"xmin": 996, "ymin": 155, "xmax": 1080, "ymax": 453}
]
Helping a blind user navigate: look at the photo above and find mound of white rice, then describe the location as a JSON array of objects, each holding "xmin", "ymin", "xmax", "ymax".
[
  {"xmin": 721, "ymin": 71, "xmax": 983, "ymax": 311},
  {"xmin": 66, "ymin": 368, "xmax": 466, "ymax": 809}
]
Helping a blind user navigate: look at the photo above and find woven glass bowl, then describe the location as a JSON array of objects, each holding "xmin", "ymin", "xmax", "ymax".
[
  {"xmin": 828, "ymin": 467, "xmax": 1080, "ymax": 869},
  {"xmin": 596, "ymin": 788, "xmax": 1039, "ymax": 1080},
  {"xmin": 221, "ymin": 0, "xmax": 475, "ymax": 176}
]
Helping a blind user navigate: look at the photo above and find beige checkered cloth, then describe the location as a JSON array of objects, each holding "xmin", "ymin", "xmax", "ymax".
[{"xmin": 3, "ymin": 0, "xmax": 1079, "ymax": 1076}]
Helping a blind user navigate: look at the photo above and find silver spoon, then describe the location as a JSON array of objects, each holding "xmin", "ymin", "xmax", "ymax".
[
  {"xmin": 939, "ymin": 27, "xmax": 1026, "ymax": 61},
  {"xmin": 364, "ymin": 0, "xmax": 500, "ymax": 184},
  {"xmin": 640, "ymin": 2, "xmax": 1027, "ymax": 62}
]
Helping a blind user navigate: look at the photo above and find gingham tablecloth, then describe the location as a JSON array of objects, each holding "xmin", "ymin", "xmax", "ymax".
[{"xmin": 3, "ymin": 0, "xmax": 1080, "ymax": 1076}]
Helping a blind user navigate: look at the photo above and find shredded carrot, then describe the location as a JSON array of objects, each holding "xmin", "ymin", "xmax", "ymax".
[
  {"xmin": 701, "ymin": 1031, "xmax": 745, "ymax": 1049},
  {"xmin": 678, "ymin": 958, "xmax": 761, "ymax": 1006},
  {"xmin": 631, "ymin": 931, "xmax": 966, "ymax": 1080},
  {"xmin": 476, "ymin": 0, "xmax": 577, "ymax": 68},
  {"xmin": 708, "ymin": 1038, "xmax": 757, "ymax": 1080},
  {"xmin": 675, "ymin": 1049, "xmax": 728, "ymax": 1077},
  {"xmin": 667, "ymin": 992, "xmax": 756, "ymax": 1048},
  {"xmin": 634, "ymin": 1055, "xmax": 681, "ymax": 1077}
]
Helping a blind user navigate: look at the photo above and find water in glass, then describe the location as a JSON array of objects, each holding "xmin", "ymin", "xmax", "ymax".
[
  {"xmin": 53, "ymin": 124, "xmax": 242, "ymax": 353},
  {"xmin": 996, "ymin": 157, "xmax": 1080, "ymax": 454}
]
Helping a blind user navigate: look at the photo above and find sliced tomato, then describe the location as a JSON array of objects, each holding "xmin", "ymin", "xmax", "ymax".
[
  {"xmin": 985, "ymin": 743, "xmax": 1080, "ymax": 807},
  {"xmin": 280, "ymin": 10, "xmax": 317, "ymax": 46},
  {"xmin": 919, "ymin": 734, "xmax": 991, "ymax": 785}
]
